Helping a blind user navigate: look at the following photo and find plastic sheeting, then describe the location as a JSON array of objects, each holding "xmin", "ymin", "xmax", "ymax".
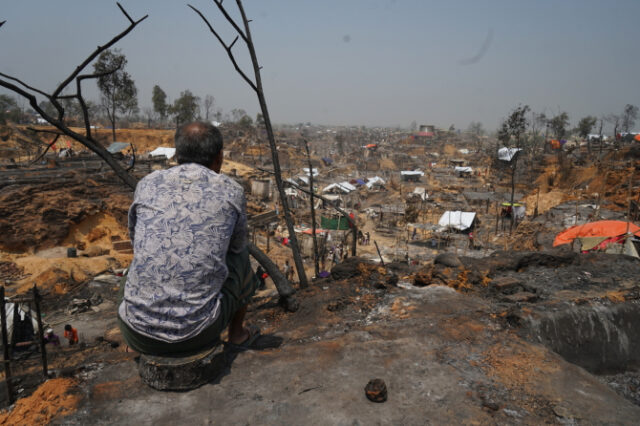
[
  {"xmin": 323, "ymin": 182, "xmax": 356, "ymax": 193},
  {"xmin": 498, "ymin": 147, "xmax": 521, "ymax": 162},
  {"xmin": 553, "ymin": 220, "xmax": 640, "ymax": 247},
  {"xmin": 438, "ymin": 211, "xmax": 476, "ymax": 231},
  {"xmin": 366, "ymin": 176, "xmax": 385, "ymax": 189},
  {"xmin": 454, "ymin": 166, "xmax": 473, "ymax": 173},
  {"xmin": 149, "ymin": 147, "xmax": 176, "ymax": 159}
]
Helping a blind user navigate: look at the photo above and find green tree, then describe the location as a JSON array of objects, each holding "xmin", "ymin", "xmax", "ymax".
[
  {"xmin": 238, "ymin": 114, "xmax": 253, "ymax": 129},
  {"xmin": 549, "ymin": 112, "xmax": 569, "ymax": 141},
  {"xmin": 94, "ymin": 48, "xmax": 138, "ymax": 141},
  {"xmin": 621, "ymin": 104, "xmax": 638, "ymax": 133},
  {"xmin": 170, "ymin": 90, "xmax": 200, "ymax": 128},
  {"xmin": 152, "ymin": 85, "xmax": 168, "ymax": 122},
  {"xmin": 0, "ymin": 94, "xmax": 19, "ymax": 124},
  {"xmin": 38, "ymin": 100, "xmax": 57, "ymax": 119},
  {"xmin": 202, "ymin": 94, "xmax": 215, "ymax": 121},
  {"xmin": 499, "ymin": 104, "xmax": 530, "ymax": 232},
  {"xmin": 576, "ymin": 116, "xmax": 597, "ymax": 139}
]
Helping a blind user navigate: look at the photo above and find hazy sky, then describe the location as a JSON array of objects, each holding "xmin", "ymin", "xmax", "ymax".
[{"xmin": 1, "ymin": 0, "xmax": 639, "ymax": 130}]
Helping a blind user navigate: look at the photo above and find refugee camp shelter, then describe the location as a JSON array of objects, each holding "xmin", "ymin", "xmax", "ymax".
[
  {"xmin": 251, "ymin": 179, "xmax": 271, "ymax": 200},
  {"xmin": 498, "ymin": 147, "xmax": 521, "ymax": 162},
  {"xmin": 438, "ymin": 211, "xmax": 476, "ymax": 231},
  {"xmin": 3, "ymin": 303, "xmax": 41, "ymax": 349},
  {"xmin": 553, "ymin": 220, "xmax": 640, "ymax": 258},
  {"xmin": 365, "ymin": 176, "xmax": 386, "ymax": 190},
  {"xmin": 400, "ymin": 170, "xmax": 424, "ymax": 182}
]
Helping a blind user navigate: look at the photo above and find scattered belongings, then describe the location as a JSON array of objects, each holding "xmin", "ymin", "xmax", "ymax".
[
  {"xmin": 66, "ymin": 293, "xmax": 103, "ymax": 315},
  {"xmin": 498, "ymin": 147, "xmax": 521, "ymax": 162},
  {"xmin": 438, "ymin": 211, "xmax": 476, "ymax": 231}
]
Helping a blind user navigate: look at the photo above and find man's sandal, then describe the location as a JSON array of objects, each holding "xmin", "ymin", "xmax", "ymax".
[{"xmin": 224, "ymin": 325, "xmax": 283, "ymax": 352}]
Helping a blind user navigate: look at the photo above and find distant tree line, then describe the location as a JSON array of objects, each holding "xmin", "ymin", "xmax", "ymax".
[{"xmin": 0, "ymin": 49, "xmax": 257, "ymax": 137}]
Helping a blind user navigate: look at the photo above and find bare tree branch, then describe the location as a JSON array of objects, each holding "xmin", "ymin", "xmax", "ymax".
[
  {"xmin": 192, "ymin": 0, "xmax": 309, "ymax": 285},
  {"xmin": 51, "ymin": 8, "xmax": 147, "ymax": 99},
  {"xmin": 117, "ymin": 1, "xmax": 135, "ymax": 24},
  {"xmin": 187, "ymin": 4, "xmax": 258, "ymax": 92},
  {"xmin": 0, "ymin": 3, "xmax": 146, "ymax": 189},
  {"xmin": 212, "ymin": 0, "xmax": 248, "ymax": 43},
  {"xmin": 0, "ymin": 21, "xmax": 6, "ymax": 28}
]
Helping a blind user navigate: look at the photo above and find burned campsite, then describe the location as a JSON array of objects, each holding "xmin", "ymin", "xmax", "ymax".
[{"xmin": 1, "ymin": 1, "xmax": 640, "ymax": 425}]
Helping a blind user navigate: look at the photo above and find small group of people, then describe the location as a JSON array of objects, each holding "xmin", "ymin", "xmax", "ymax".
[
  {"xmin": 44, "ymin": 324, "xmax": 79, "ymax": 347},
  {"xmin": 357, "ymin": 230, "xmax": 371, "ymax": 245}
]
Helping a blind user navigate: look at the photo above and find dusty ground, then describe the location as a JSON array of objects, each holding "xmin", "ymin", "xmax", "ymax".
[{"xmin": 40, "ymin": 256, "xmax": 640, "ymax": 424}]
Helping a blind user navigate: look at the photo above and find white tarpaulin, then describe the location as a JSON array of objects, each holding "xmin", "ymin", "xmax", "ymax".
[
  {"xmin": 498, "ymin": 147, "xmax": 521, "ymax": 162},
  {"xmin": 458, "ymin": 149, "xmax": 470, "ymax": 155},
  {"xmin": 303, "ymin": 168, "xmax": 319, "ymax": 177},
  {"xmin": 412, "ymin": 187, "xmax": 428, "ymax": 200},
  {"xmin": 454, "ymin": 166, "xmax": 473, "ymax": 173},
  {"xmin": 400, "ymin": 170, "xmax": 424, "ymax": 176},
  {"xmin": 438, "ymin": 211, "xmax": 476, "ymax": 231},
  {"xmin": 323, "ymin": 181, "xmax": 356, "ymax": 193},
  {"xmin": 149, "ymin": 147, "xmax": 176, "ymax": 159},
  {"xmin": 366, "ymin": 176, "xmax": 385, "ymax": 189}
]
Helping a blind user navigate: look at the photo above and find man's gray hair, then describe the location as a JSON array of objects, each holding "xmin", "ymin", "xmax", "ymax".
[{"xmin": 175, "ymin": 121, "xmax": 223, "ymax": 166}]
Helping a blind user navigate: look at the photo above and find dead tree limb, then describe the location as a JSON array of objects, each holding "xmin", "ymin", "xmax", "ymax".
[
  {"xmin": 189, "ymin": 0, "xmax": 309, "ymax": 287},
  {"xmin": 0, "ymin": 3, "xmax": 146, "ymax": 190},
  {"xmin": 247, "ymin": 242, "xmax": 298, "ymax": 312},
  {"xmin": 303, "ymin": 139, "xmax": 320, "ymax": 277}
]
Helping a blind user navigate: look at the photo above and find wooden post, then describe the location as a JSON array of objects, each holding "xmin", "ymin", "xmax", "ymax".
[
  {"xmin": 266, "ymin": 232, "xmax": 270, "ymax": 253},
  {"xmin": 374, "ymin": 240, "xmax": 385, "ymax": 267},
  {"xmin": 0, "ymin": 287, "xmax": 13, "ymax": 405},
  {"xmin": 32, "ymin": 285, "xmax": 48, "ymax": 378}
]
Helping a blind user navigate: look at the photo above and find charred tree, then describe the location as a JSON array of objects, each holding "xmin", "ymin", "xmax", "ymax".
[
  {"xmin": 304, "ymin": 139, "xmax": 320, "ymax": 277},
  {"xmin": 189, "ymin": 0, "xmax": 309, "ymax": 287}
]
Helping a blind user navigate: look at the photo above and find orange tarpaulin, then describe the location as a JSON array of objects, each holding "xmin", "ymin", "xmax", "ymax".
[
  {"xmin": 553, "ymin": 220, "xmax": 640, "ymax": 247},
  {"xmin": 635, "ymin": 134, "xmax": 640, "ymax": 142}
]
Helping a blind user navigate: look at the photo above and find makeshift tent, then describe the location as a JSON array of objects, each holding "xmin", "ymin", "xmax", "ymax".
[
  {"xmin": 498, "ymin": 147, "xmax": 521, "ymax": 162},
  {"xmin": 4, "ymin": 303, "xmax": 42, "ymax": 346},
  {"xmin": 106, "ymin": 142, "xmax": 130, "ymax": 154},
  {"xmin": 553, "ymin": 220, "xmax": 640, "ymax": 247},
  {"xmin": 438, "ymin": 211, "xmax": 476, "ymax": 231},
  {"xmin": 458, "ymin": 149, "xmax": 470, "ymax": 155},
  {"xmin": 454, "ymin": 166, "xmax": 473, "ymax": 174},
  {"xmin": 149, "ymin": 147, "xmax": 176, "ymax": 159},
  {"xmin": 635, "ymin": 134, "xmax": 640, "ymax": 142},
  {"xmin": 321, "ymin": 215, "xmax": 351, "ymax": 230},
  {"xmin": 303, "ymin": 168, "xmax": 319, "ymax": 177},
  {"xmin": 401, "ymin": 170, "xmax": 424, "ymax": 182},
  {"xmin": 412, "ymin": 187, "xmax": 428, "ymax": 201},
  {"xmin": 365, "ymin": 176, "xmax": 385, "ymax": 189},
  {"xmin": 322, "ymin": 157, "xmax": 333, "ymax": 166},
  {"xmin": 323, "ymin": 182, "xmax": 356, "ymax": 194}
]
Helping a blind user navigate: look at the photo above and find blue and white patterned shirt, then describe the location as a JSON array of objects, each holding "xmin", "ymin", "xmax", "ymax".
[{"xmin": 118, "ymin": 163, "xmax": 247, "ymax": 342}]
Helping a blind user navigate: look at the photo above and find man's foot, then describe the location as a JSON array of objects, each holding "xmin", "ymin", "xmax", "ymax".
[
  {"xmin": 225, "ymin": 325, "xmax": 283, "ymax": 353},
  {"xmin": 228, "ymin": 326, "xmax": 252, "ymax": 345}
]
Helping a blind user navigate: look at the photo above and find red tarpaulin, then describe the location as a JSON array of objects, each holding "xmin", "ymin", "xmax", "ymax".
[{"xmin": 553, "ymin": 220, "xmax": 640, "ymax": 247}]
